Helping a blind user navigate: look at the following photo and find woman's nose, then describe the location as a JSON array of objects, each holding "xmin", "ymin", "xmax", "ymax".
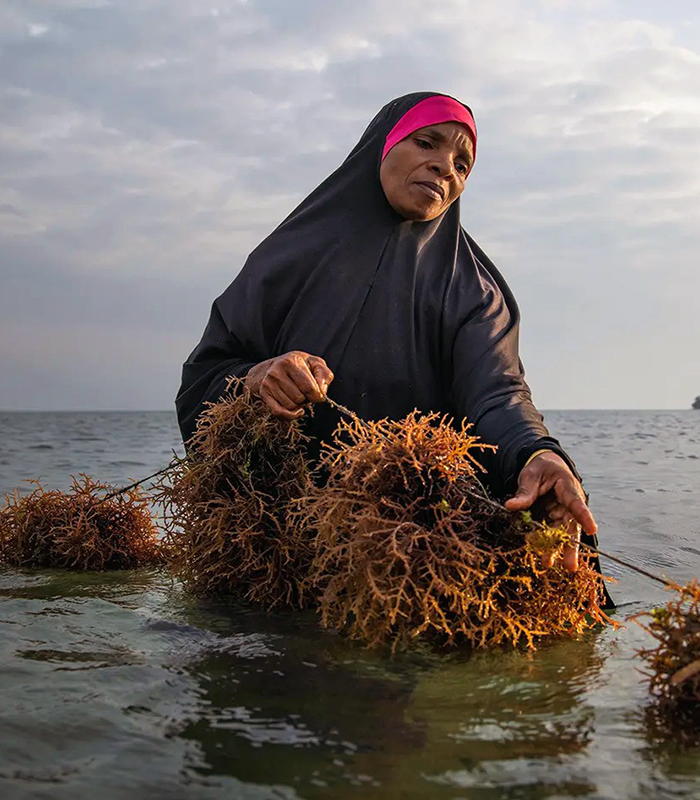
[{"xmin": 429, "ymin": 159, "xmax": 455, "ymax": 180}]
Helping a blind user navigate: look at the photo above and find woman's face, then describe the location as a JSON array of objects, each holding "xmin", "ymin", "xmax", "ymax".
[{"xmin": 379, "ymin": 121, "xmax": 475, "ymax": 221}]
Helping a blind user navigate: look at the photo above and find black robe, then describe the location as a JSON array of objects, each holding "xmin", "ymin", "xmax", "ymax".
[{"xmin": 176, "ymin": 92, "xmax": 579, "ymax": 499}]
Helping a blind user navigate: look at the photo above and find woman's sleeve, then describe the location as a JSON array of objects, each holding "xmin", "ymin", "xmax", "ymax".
[
  {"xmin": 450, "ymin": 243, "xmax": 580, "ymax": 498},
  {"xmin": 175, "ymin": 299, "xmax": 256, "ymax": 443}
]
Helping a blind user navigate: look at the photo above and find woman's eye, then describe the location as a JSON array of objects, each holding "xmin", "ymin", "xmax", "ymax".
[
  {"xmin": 455, "ymin": 162, "xmax": 468, "ymax": 175},
  {"xmin": 415, "ymin": 138, "xmax": 432, "ymax": 149}
]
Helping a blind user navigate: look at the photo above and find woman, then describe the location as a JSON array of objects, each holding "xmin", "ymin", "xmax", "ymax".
[{"xmin": 176, "ymin": 92, "xmax": 597, "ymax": 573}]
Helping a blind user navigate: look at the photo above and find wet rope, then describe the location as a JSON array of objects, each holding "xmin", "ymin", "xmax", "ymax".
[
  {"xmin": 98, "ymin": 462, "xmax": 182, "ymax": 503},
  {"xmin": 325, "ymin": 396, "xmax": 375, "ymax": 432}
]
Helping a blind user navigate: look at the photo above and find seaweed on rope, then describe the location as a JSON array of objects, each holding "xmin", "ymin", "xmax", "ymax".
[
  {"xmin": 154, "ymin": 377, "xmax": 313, "ymax": 608},
  {"xmin": 0, "ymin": 475, "xmax": 162, "ymax": 570},
  {"xmin": 293, "ymin": 411, "xmax": 615, "ymax": 651}
]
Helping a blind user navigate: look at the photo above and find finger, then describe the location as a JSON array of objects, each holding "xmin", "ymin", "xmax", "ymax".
[
  {"xmin": 562, "ymin": 520, "xmax": 581, "ymax": 572},
  {"xmin": 504, "ymin": 471, "xmax": 543, "ymax": 511},
  {"xmin": 540, "ymin": 551, "xmax": 555, "ymax": 569},
  {"xmin": 266, "ymin": 357, "xmax": 310, "ymax": 405},
  {"xmin": 554, "ymin": 479, "xmax": 597, "ymax": 536},
  {"xmin": 259, "ymin": 386, "xmax": 305, "ymax": 420},
  {"xmin": 266, "ymin": 371, "xmax": 307, "ymax": 406},
  {"xmin": 284, "ymin": 356, "xmax": 326, "ymax": 403},
  {"xmin": 264, "ymin": 379, "xmax": 305, "ymax": 412},
  {"xmin": 308, "ymin": 356, "xmax": 334, "ymax": 395},
  {"xmin": 547, "ymin": 504, "xmax": 569, "ymax": 524}
]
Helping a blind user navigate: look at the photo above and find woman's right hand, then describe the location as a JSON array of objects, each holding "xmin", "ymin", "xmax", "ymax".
[{"xmin": 245, "ymin": 351, "xmax": 334, "ymax": 420}]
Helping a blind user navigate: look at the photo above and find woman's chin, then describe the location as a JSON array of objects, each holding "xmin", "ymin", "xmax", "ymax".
[{"xmin": 396, "ymin": 201, "xmax": 443, "ymax": 222}]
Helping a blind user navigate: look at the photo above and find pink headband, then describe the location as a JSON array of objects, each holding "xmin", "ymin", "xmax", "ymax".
[{"xmin": 381, "ymin": 95, "xmax": 477, "ymax": 165}]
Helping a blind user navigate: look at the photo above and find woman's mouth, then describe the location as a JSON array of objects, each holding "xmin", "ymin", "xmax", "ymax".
[{"xmin": 415, "ymin": 181, "xmax": 444, "ymax": 201}]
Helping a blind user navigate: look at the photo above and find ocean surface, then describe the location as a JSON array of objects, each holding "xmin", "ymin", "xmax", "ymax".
[{"xmin": 1, "ymin": 409, "xmax": 700, "ymax": 800}]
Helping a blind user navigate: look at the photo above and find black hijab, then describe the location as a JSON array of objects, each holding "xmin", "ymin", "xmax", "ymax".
[{"xmin": 176, "ymin": 91, "xmax": 577, "ymax": 497}]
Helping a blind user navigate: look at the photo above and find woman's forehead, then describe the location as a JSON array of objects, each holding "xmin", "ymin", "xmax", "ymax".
[{"xmin": 414, "ymin": 122, "xmax": 475, "ymax": 157}]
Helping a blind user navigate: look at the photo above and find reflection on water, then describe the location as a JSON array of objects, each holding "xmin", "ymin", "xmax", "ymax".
[
  {"xmin": 0, "ymin": 569, "xmax": 606, "ymax": 799},
  {"xmin": 1, "ymin": 410, "xmax": 700, "ymax": 798},
  {"xmin": 0, "ymin": 568, "xmax": 696, "ymax": 800}
]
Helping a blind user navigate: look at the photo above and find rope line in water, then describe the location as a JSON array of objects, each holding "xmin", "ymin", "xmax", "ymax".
[
  {"xmin": 95, "ymin": 394, "xmax": 674, "ymax": 589},
  {"xmin": 583, "ymin": 548, "xmax": 671, "ymax": 588},
  {"xmin": 98, "ymin": 462, "xmax": 183, "ymax": 504}
]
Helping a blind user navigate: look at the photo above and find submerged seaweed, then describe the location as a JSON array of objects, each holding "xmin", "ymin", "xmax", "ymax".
[
  {"xmin": 0, "ymin": 475, "xmax": 162, "ymax": 570},
  {"xmin": 294, "ymin": 411, "xmax": 614, "ymax": 651}
]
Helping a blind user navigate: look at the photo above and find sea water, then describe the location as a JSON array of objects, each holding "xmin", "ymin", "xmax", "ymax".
[{"xmin": 1, "ymin": 410, "xmax": 699, "ymax": 800}]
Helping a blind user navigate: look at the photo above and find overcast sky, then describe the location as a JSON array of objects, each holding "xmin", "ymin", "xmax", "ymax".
[{"xmin": 1, "ymin": 0, "xmax": 698, "ymax": 410}]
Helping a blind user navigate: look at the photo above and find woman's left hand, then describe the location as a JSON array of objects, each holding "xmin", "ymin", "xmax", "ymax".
[{"xmin": 504, "ymin": 451, "xmax": 597, "ymax": 572}]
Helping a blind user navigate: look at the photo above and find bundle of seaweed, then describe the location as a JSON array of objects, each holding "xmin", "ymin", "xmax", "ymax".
[
  {"xmin": 0, "ymin": 475, "xmax": 162, "ymax": 570},
  {"xmin": 156, "ymin": 378, "xmax": 312, "ymax": 607},
  {"xmin": 634, "ymin": 580, "xmax": 700, "ymax": 743},
  {"xmin": 296, "ymin": 411, "xmax": 612, "ymax": 651}
]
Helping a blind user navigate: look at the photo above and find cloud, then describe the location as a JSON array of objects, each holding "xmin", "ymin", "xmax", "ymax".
[{"xmin": 1, "ymin": 0, "xmax": 699, "ymax": 409}]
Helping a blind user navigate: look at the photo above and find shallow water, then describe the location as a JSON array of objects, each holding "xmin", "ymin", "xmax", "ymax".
[{"xmin": 1, "ymin": 410, "xmax": 700, "ymax": 799}]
